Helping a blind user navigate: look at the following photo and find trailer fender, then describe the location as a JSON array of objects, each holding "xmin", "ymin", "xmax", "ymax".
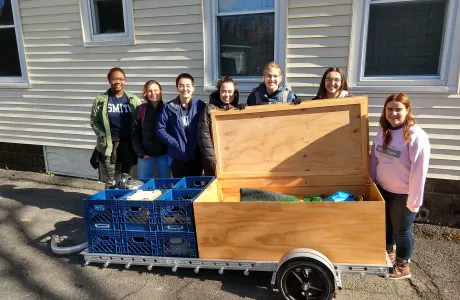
[{"xmin": 271, "ymin": 248, "xmax": 337, "ymax": 289}]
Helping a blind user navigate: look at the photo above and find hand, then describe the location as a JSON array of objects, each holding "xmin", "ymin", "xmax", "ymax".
[
  {"xmin": 237, "ymin": 103, "xmax": 247, "ymax": 110},
  {"xmin": 292, "ymin": 98, "xmax": 302, "ymax": 105},
  {"xmin": 143, "ymin": 155, "xmax": 150, "ymax": 159}
]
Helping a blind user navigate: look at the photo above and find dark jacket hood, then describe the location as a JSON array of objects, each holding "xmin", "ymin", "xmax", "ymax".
[{"xmin": 209, "ymin": 90, "xmax": 240, "ymax": 108}]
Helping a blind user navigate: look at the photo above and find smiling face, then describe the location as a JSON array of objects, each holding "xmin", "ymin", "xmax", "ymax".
[
  {"xmin": 177, "ymin": 78, "xmax": 195, "ymax": 102},
  {"xmin": 109, "ymin": 70, "xmax": 126, "ymax": 95},
  {"xmin": 385, "ymin": 100, "xmax": 408, "ymax": 127},
  {"xmin": 264, "ymin": 67, "xmax": 282, "ymax": 94},
  {"xmin": 145, "ymin": 83, "xmax": 161, "ymax": 103},
  {"xmin": 324, "ymin": 71, "xmax": 342, "ymax": 98},
  {"xmin": 219, "ymin": 82, "xmax": 235, "ymax": 104}
]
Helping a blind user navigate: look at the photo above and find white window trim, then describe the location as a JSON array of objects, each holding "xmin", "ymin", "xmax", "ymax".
[
  {"xmin": 349, "ymin": 0, "xmax": 460, "ymax": 93},
  {"xmin": 79, "ymin": 0, "xmax": 135, "ymax": 47},
  {"xmin": 202, "ymin": 0, "xmax": 287, "ymax": 92},
  {"xmin": 0, "ymin": 0, "xmax": 30, "ymax": 89}
]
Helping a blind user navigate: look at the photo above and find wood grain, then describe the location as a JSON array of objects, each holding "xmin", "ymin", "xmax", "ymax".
[
  {"xmin": 194, "ymin": 192, "xmax": 386, "ymax": 264},
  {"xmin": 211, "ymin": 96, "xmax": 369, "ymax": 179}
]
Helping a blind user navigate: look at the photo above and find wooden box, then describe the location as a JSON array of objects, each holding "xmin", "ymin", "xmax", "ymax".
[{"xmin": 193, "ymin": 96, "xmax": 386, "ymax": 265}]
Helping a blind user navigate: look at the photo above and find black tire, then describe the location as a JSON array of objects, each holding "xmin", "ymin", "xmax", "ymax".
[{"xmin": 277, "ymin": 259, "xmax": 335, "ymax": 300}]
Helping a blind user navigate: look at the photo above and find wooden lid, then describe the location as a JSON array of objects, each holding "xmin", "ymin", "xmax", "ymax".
[{"xmin": 210, "ymin": 96, "xmax": 369, "ymax": 179}]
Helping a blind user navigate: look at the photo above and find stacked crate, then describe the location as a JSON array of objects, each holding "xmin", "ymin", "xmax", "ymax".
[{"xmin": 83, "ymin": 176, "xmax": 214, "ymax": 258}]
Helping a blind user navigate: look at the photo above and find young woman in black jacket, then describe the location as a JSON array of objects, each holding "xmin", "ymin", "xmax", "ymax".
[
  {"xmin": 197, "ymin": 76, "xmax": 241, "ymax": 176},
  {"xmin": 131, "ymin": 80, "xmax": 169, "ymax": 178}
]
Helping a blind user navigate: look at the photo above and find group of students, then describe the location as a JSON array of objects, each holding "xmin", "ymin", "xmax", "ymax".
[{"xmin": 90, "ymin": 62, "xmax": 430, "ymax": 280}]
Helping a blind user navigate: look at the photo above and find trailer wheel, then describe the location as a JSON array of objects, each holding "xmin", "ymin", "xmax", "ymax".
[{"xmin": 277, "ymin": 259, "xmax": 335, "ymax": 300}]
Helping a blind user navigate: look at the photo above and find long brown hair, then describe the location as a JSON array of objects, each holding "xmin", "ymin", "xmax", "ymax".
[
  {"xmin": 315, "ymin": 66, "xmax": 348, "ymax": 99},
  {"xmin": 380, "ymin": 93, "xmax": 417, "ymax": 150},
  {"xmin": 142, "ymin": 80, "xmax": 163, "ymax": 102}
]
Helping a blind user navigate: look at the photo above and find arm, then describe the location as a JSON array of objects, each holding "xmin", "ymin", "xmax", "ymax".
[
  {"xmin": 90, "ymin": 97, "xmax": 106, "ymax": 138},
  {"xmin": 407, "ymin": 131, "xmax": 431, "ymax": 212},
  {"xmin": 370, "ymin": 142, "xmax": 378, "ymax": 182},
  {"xmin": 131, "ymin": 105, "xmax": 146, "ymax": 158},
  {"xmin": 156, "ymin": 106, "xmax": 180, "ymax": 150},
  {"xmin": 197, "ymin": 107, "xmax": 217, "ymax": 165}
]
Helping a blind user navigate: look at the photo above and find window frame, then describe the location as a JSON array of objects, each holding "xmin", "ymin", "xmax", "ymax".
[
  {"xmin": 349, "ymin": 0, "xmax": 460, "ymax": 93},
  {"xmin": 79, "ymin": 0, "xmax": 135, "ymax": 47},
  {"xmin": 203, "ymin": 0, "xmax": 287, "ymax": 92},
  {"xmin": 0, "ymin": 0, "xmax": 29, "ymax": 88}
]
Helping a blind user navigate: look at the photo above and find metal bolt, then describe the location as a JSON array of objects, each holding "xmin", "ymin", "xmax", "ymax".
[
  {"xmin": 147, "ymin": 264, "xmax": 153, "ymax": 271},
  {"xmin": 360, "ymin": 272, "xmax": 365, "ymax": 280},
  {"xmin": 84, "ymin": 261, "xmax": 90, "ymax": 266},
  {"xmin": 103, "ymin": 262, "xmax": 110, "ymax": 268},
  {"xmin": 194, "ymin": 267, "xmax": 200, "ymax": 274},
  {"xmin": 172, "ymin": 266, "xmax": 178, "ymax": 272},
  {"xmin": 244, "ymin": 269, "xmax": 249, "ymax": 276},
  {"xmin": 218, "ymin": 268, "xmax": 224, "ymax": 275},
  {"xmin": 125, "ymin": 263, "xmax": 131, "ymax": 270}
]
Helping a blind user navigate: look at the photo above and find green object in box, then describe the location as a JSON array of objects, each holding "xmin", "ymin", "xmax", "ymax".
[
  {"xmin": 280, "ymin": 196, "xmax": 300, "ymax": 202},
  {"xmin": 304, "ymin": 197, "xmax": 312, "ymax": 202},
  {"xmin": 312, "ymin": 196, "xmax": 322, "ymax": 202}
]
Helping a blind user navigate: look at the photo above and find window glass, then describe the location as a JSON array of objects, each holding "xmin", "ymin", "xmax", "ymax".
[
  {"xmin": 219, "ymin": 13, "xmax": 274, "ymax": 76},
  {"xmin": 92, "ymin": 0, "xmax": 124, "ymax": 35},
  {"xmin": 0, "ymin": 27, "xmax": 21, "ymax": 76},
  {"xmin": 0, "ymin": 0, "xmax": 14, "ymax": 26},
  {"xmin": 365, "ymin": 0, "xmax": 447, "ymax": 76},
  {"xmin": 218, "ymin": 0, "xmax": 274, "ymax": 13}
]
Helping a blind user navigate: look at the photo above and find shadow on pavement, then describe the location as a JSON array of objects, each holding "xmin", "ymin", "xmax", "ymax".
[{"xmin": 0, "ymin": 183, "xmax": 111, "ymax": 300}]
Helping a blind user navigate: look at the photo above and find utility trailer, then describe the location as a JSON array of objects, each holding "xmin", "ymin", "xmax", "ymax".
[{"xmin": 81, "ymin": 96, "xmax": 392, "ymax": 300}]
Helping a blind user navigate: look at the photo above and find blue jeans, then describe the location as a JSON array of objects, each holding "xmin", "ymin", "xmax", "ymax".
[
  {"xmin": 137, "ymin": 155, "xmax": 170, "ymax": 178},
  {"xmin": 378, "ymin": 185, "xmax": 417, "ymax": 262}
]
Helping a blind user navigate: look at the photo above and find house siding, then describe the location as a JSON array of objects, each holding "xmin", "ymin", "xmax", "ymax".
[
  {"xmin": 285, "ymin": 0, "xmax": 460, "ymax": 181},
  {"xmin": 0, "ymin": 0, "xmax": 459, "ymax": 181},
  {"xmin": 0, "ymin": 0, "xmax": 205, "ymax": 151}
]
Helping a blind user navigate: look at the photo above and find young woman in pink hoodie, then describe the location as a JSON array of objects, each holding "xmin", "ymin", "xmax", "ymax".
[{"xmin": 370, "ymin": 93, "xmax": 430, "ymax": 280}]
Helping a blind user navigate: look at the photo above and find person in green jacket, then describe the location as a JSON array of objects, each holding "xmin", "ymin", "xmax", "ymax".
[{"xmin": 90, "ymin": 67, "xmax": 141, "ymax": 187}]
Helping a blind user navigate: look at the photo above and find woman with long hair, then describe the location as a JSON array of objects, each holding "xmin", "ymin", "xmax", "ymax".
[
  {"xmin": 370, "ymin": 93, "xmax": 430, "ymax": 279},
  {"xmin": 131, "ymin": 80, "xmax": 169, "ymax": 178},
  {"xmin": 313, "ymin": 66, "xmax": 350, "ymax": 100}
]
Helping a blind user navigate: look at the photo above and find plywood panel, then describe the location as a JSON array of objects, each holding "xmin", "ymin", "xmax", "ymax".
[
  {"xmin": 194, "ymin": 198, "xmax": 385, "ymax": 264},
  {"xmin": 211, "ymin": 97, "xmax": 369, "ymax": 179}
]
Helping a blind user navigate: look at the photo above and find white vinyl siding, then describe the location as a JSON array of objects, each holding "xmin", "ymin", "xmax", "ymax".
[
  {"xmin": 0, "ymin": 0, "xmax": 204, "ymax": 153},
  {"xmin": 284, "ymin": 0, "xmax": 460, "ymax": 180},
  {"xmin": 286, "ymin": 0, "xmax": 352, "ymax": 95},
  {"xmin": 0, "ymin": 0, "xmax": 459, "ymax": 181}
]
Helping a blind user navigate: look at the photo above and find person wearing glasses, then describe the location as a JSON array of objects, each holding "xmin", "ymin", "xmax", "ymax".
[
  {"xmin": 90, "ymin": 67, "xmax": 141, "ymax": 188},
  {"xmin": 312, "ymin": 66, "xmax": 350, "ymax": 100}
]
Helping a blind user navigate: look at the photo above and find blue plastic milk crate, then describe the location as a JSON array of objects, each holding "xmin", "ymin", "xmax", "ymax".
[
  {"xmin": 152, "ymin": 189, "xmax": 203, "ymax": 233},
  {"xmin": 117, "ymin": 190, "xmax": 157, "ymax": 232},
  {"xmin": 84, "ymin": 189, "xmax": 131, "ymax": 231},
  {"xmin": 87, "ymin": 229, "xmax": 125, "ymax": 254},
  {"xmin": 124, "ymin": 231, "xmax": 158, "ymax": 256},
  {"xmin": 173, "ymin": 176, "xmax": 214, "ymax": 189},
  {"xmin": 139, "ymin": 178, "xmax": 181, "ymax": 190},
  {"xmin": 157, "ymin": 232, "xmax": 198, "ymax": 258}
]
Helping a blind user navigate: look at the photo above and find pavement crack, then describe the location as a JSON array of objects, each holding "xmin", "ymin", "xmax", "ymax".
[
  {"xmin": 118, "ymin": 279, "xmax": 148, "ymax": 300},
  {"xmin": 411, "ymin": 259, "xmax": 442, "ymax": 296}
]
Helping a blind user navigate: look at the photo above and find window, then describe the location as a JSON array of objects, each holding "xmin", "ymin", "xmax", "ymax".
[
  {"xmin": 80, "ymin": 0, "xmax": 135, "ymax": 47},
  {"xmin": 349, "ymin": 0, "xmax": 460, "ymax": 92},
  {"xmin": 0, "ymin": 0, "xmax": 29, "ymax": 88},
  {"xmin": 203, "ymin": 0, "xmax": 287, "ymax": 91}
]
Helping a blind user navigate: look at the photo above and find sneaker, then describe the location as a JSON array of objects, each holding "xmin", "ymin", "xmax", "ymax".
[
  {"xmin": 390, "ymin": 261, "xmax": 411, "ymax": 280},
  {"xmin": 387, "ymin": 249, "xmax": 396, "ymax": 265}
]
